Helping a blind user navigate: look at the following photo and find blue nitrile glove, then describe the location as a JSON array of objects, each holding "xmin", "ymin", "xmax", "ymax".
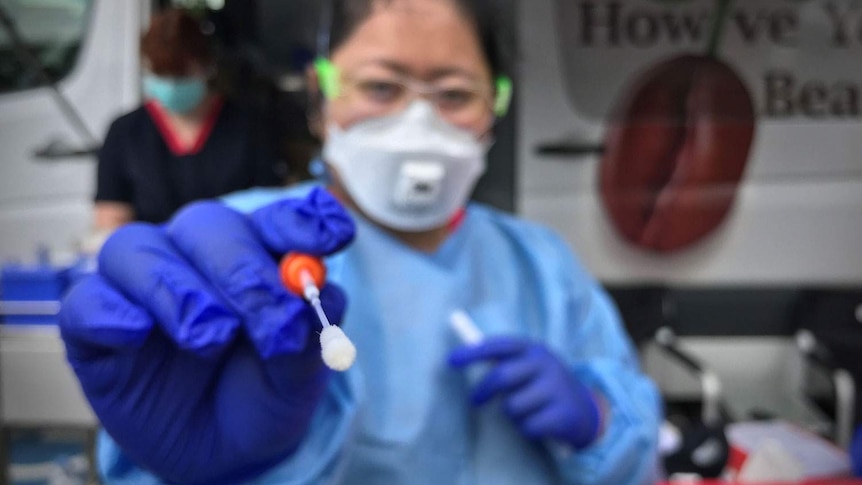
[
  {"xmin": 59, "ymin": 188, "xmax": 355, "ymax": 485},
  {"xmin": 852, "ymin": 424, "xmax": 862, "ymax": 477},
  {"xmin": 449, "ymin": 337, "xmax": 602, "ymax": 450}
]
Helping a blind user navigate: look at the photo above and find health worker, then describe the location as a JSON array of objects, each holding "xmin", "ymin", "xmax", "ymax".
[
  {"xmin": 60, "ymin": 1, "xmax": 662, "ymax": 484},
  {"xmin": 94, "ymin": 8, "xmax": 284, "ymax": 232}
]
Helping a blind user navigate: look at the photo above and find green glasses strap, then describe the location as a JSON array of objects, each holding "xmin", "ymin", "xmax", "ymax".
[
  {"xmin": 494, "ymin": 76, "xmax": 513, "ymax": 117},
  {"xmin": 314, "ymin": 57, "xmax": 340, "ymax": 100}
]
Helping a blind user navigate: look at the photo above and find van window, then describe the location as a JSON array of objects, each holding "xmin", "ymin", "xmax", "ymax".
[{"xmin": 0, "ymin": 0, "xmax": 93, "ymax": 94}]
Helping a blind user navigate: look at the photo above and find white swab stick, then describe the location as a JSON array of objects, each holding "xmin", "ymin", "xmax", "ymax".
[
  {"xmin": 450, "ymin": 310, "xmax": 485, "ymax": 345},
  {"xmin": 300, "ymin": 269, "xmax": 356, "ymax": 371}
]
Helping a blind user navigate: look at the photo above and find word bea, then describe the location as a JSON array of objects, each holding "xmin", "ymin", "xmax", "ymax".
[{"xmin": 764, "ymin": 71, "xmax": 862, "ymax": 118}]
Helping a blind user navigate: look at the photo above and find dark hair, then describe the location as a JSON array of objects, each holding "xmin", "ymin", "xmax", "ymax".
[
  {"xmin": 141, "ymin": 8, "xmax": 213, "ymax": 76},
  {"xmin": 319, "ymin": 0, "xmax": 514, "ymax": 78}
]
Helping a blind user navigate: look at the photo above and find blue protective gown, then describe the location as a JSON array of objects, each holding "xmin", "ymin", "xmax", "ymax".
[{"xmin": 97, "ymin": 184, "xmax": 662, "ymax": 485}]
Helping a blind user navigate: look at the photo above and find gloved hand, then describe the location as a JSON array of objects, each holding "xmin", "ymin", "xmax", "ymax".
[
  {"xmin": 449, "ymin": 337, "xmax": 602, "ymax": 450},
  {"xmin": 851, "ymin": 424, "xmax": 862, "ymax": 477},
  {"xmin": 59, "ymin": 188, "xmax": 355, "ymax": 485}
]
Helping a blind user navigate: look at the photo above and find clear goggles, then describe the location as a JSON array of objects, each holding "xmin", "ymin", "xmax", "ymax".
[{"xmin": 314, "ymin": 57, "xmax": 512, "ymax": 126}]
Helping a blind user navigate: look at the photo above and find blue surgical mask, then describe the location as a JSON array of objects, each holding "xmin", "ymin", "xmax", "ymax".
[{"xmin": 142, "ymin": 74, "xmax": 207, "ymax": 114}]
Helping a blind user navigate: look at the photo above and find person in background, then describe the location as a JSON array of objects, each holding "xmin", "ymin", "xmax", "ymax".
[
  {"xmin": 61, "ymin": 0, "xmax": 662, "ymax": 484},
  {"xmin": 93, "ymin": 7, "xmax": 284, "ymax": 233}
]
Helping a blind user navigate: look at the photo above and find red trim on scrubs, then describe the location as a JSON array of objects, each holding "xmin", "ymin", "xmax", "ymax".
[
  {"xmin": 447, "ymin": 208, "xmax": 467, "ymax": 233},
  {"xmin": 144, "ymin": 96, "xmax": 224, "ymax": 156}
]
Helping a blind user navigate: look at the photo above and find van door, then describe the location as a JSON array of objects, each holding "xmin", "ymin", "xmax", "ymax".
[
  {"xmin": 518, "ymin": 0, "xmax": 862, "ymax": 285},
  {"xmin": 0, "ymin": 0, "xmax": 143, "ymax": 262}
]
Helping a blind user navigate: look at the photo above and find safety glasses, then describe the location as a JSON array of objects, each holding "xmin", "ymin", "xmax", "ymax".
[{"xmin": 315, "ymin": 57, "xmax": 512, "ymax": 125}]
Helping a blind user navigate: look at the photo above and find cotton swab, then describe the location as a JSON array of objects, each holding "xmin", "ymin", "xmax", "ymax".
[{"xmin": 280, "ymin": 253, "xmax": 356, "ymax": 371}]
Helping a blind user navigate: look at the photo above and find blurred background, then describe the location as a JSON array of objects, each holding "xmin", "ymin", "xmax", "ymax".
[{"xmin": 0, "ymin": 0, "xmax": 860, "ymax": 483}]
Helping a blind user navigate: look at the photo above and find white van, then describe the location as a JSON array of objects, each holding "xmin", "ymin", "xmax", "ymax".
[
  {"xmin": 0, "ymin": 0, "xmax": 144, "ymax": 262},
  {"xmin": 517, "ymin": 0, "xmax": 862, "ymax": 468},
  {"xmin": 519, "ymin": 0, "xmax": 862, "ymax": 286}
]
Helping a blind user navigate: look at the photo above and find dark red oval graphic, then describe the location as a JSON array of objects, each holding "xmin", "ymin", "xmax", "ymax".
[{"xmin": 600, "ymin": 55, "xmax": 756, "ymax": 253}]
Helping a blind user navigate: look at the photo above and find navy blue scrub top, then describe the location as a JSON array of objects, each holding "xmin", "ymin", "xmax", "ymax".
[{"xmin": 95, "ymin": 97, "xmax": 285, "ymax": 224}]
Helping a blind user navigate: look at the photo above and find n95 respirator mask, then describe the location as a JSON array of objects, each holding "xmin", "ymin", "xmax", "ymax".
[{"xmin": 323, "ymin": 101, "xmax": 490, "ymax": 232}]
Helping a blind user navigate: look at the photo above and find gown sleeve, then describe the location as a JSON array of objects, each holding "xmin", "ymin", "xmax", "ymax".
[{"xmin": 535, "ymin": 228, "xmax": 663, "ymax": 485}]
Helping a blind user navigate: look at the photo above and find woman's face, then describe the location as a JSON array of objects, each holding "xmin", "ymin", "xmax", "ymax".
[{"xmin": 322, "ymin": 0, "xmax": 495, "ymax": 138}]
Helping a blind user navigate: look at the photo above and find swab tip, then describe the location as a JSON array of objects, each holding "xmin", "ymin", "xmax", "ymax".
[{"xmin": 320, "ymin": 325, "xmax": 356, "ymax": 371}]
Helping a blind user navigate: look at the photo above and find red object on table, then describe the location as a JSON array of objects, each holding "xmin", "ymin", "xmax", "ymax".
[{"xmin": 659, "ymin": 480, "xmax": 861, "ymax": 485}]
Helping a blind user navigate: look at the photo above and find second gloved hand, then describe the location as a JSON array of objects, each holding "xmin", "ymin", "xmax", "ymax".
[
  {"xmin": 449, "ymin": 337, "xmax": 602, "ymax": 450},
  {"xmin": 59, "ymin": 188, "xmax": 355, "ymax": 485}
]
